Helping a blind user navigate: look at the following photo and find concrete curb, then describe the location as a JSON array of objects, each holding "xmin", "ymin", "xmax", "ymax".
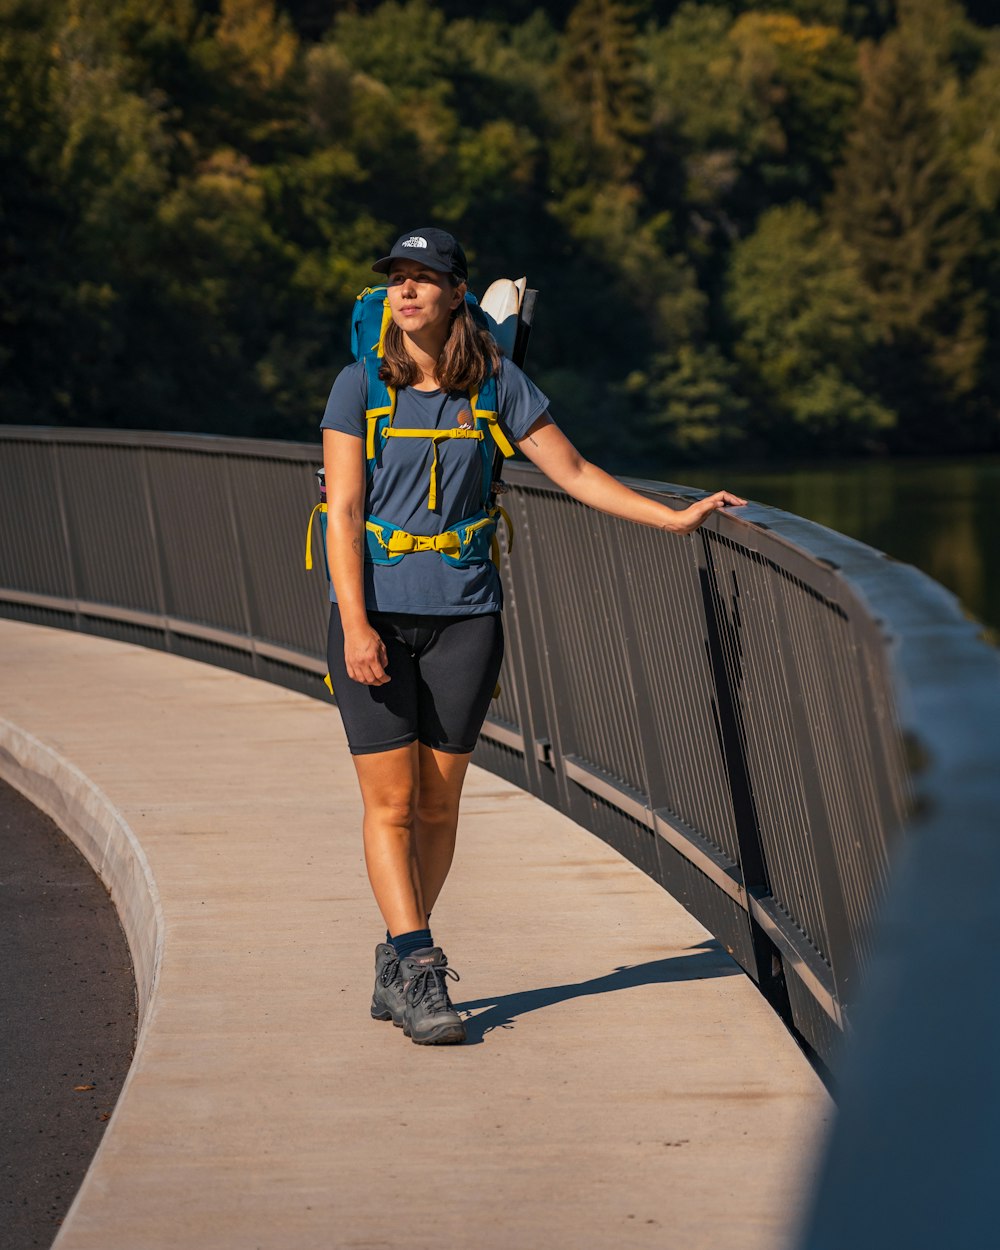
[
  {"xmin": 0, "ymin": 717, "xmax": 164, "ymax": 1250},
  {"xmin": 0, "ymin": 718, "xmax": 163, "ymax": 1023}
]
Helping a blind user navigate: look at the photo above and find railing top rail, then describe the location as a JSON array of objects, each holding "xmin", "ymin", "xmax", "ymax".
[{"xmin": 0, "ymin": 425, "xmax": 322, "ymax": 463}]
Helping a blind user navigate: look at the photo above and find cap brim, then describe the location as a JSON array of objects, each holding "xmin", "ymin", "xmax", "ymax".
[{"xmin": 372, "ymin": 256, "xmax": 462, "ymax": 278}]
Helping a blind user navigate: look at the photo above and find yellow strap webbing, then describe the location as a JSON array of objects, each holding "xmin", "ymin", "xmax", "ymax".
[
  {"xmin": 365, "ymin": 520, "xmax": 463, "ymax": 559},
  {"xmin": 376, "ymin": 299, "xmax": 392, "ymax": 356},
  {"xmin": 496, "ymin": 504, "xmax": 514, "ymax": 556},
  {"xmin": 305, "ymin": 501, "xmax": 327, "ymax": 570},
  {"xmin": 383, "ymin": 427, "xmax": 484, "ymax": 509},
  {"xmin": 470, "ymin": 391, "xmax": 515, "ymax": 459},
  {"xmin": 365, "ymin": 387, "xmax": 396, "ymax": 461}
]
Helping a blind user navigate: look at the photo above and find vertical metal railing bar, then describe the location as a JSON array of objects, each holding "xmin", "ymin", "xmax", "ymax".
[
  {"xmin": 800, "ymin": 605, "xmax": 875, "ymax": 974},
  {"xmin": 138, "ymin": 445, "xmax": 170, "ymax": 638},
  {"xmin": 780, "ymin": 558, "xmax": 892, "ymax": 979},
  {"xmin": 616, "ymin": 537, "xmax": 676, "ymax": 823},
  {"xmin": 536, "ymin": 491, "xmax": 611, "ymax": 779},
  {"xmin": 702, "ymin": 542, "xmax": 808, "ymax": 990},
  {"xmin": 825, "ymin": 620, "xmax": 900, "ymax": 973},
  {"xmin": 520, "ymin": 490, "xmax": 599, "ymax": 774},
  {"xmin": 51, "ymin": 442, "xmax": 82, "ymax": 627},
  {"xmin": 534, "ymin": 492, "xmax": 611, "ymax": 776},
  {"xmin": 503, "ymin": 483, "xmax": 573, "ymax": 806},
  {"xmin": 626, "ymin": 517, "xmax": 742, "ymax": 866},
  {"xmin": 150, "ymin": 450, "xmax": 247, "ymax": 635},
  {"xmin": 752, "ymin": 561, "xmax": 832, "ymax": 962},
  {"xmin": 497, "ymin": 485, "xmax": 548, "ymax": 771},
  {"xmin": 697, "ymin": 530, "xmax": 772, "ymax": 901},
  {"xmin": 220, "ymin": 452, "xmax": 259, "ymax": 671},
  {"xmin": 488, "ymin": 515, "xmax": 527, "ymax": 740},
  {"xmin": 610, "ymin": 529, "xmax": 682, "ymax": 821},
  {"xmin": 860, "ymin": 622, "xmax": 909, "ymax": 880},
  {"xmin": 581, "ymin": 510, "xmax": 642, "ymax": 789},
  {"xmin": 732, "ymin": 543, "xmax": 834, "ymax": 964},
  {"xmin": 711, "ymin": 540, "xmax": 794, "ymax": 886},
  {"xmin": 582, "ymin": 509, "xmax": 649, "ymax": 793},
  {"xmin": 577, "ymin": 506, "xmax": 649, "ymax": 792},
  {"xmin": 250, "ymin": 457, "xmax": 321, "ymax": 654},
  {"xmin": 494, "ymin": 563, "xmax": 524, "ymax": 733},
  {"xmin": 766, "ymin": 555, "xmax": 859, "ymax": 1003}
]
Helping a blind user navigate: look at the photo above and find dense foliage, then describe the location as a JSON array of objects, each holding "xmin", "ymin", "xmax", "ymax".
[{"xmin": 3, "ymin": 0, "xmax": 999, "ymax": 467}]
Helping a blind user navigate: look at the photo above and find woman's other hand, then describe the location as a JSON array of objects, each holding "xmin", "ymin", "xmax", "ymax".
[
  {"xmin": 344, "ymin": 625, "xmax": 390, "ymax": 686},
  {"xmin": 670, "ymin": 490, "xmax": 747, "ymax": 534}
]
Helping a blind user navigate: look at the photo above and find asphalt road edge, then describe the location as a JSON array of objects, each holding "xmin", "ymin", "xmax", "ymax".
[{"xmin": 0, "ymin": 716, "xmax": 163, "ymax": 1246}]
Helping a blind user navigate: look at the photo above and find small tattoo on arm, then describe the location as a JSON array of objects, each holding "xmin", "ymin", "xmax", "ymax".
[{"xmin": 352, "ymin": 537, "xmax": 362, "ymax": 555}]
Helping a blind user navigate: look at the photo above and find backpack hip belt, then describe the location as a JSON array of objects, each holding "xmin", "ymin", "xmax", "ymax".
[{"xmin": 364, "ymin": 504, "xmax": 513, "ymax": 568}]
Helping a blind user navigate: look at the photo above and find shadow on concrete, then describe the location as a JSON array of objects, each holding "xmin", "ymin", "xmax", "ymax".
[{"xmin": 456, "ymin": 940, "xmax": 741, "ymax": 1045}]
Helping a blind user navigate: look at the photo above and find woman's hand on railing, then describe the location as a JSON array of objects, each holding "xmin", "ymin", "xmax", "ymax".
[{"xmin": 668, "ymin": 490, "xmax": 747, "ymax": 534}]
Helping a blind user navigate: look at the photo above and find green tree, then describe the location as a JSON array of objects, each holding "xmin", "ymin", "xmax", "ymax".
[
  {"xmin": 558, "ymin": 0, "xmax": 649, "ymax": 181},
  {"xmin": 623, "ymin": 345, "xmax": 750, "ymax": 464},
  {"xmin": 828, "ymin": 30, "xmax": 986, "ymax": 446},
  {"xmin": 726, "ymin": 201, "xmax": 894, "ymax": 451},
  {"xmin": 644, "ymin": 2, "xmax": 858, "ymax": 248}
]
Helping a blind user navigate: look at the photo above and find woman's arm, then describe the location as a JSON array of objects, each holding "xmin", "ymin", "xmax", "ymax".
[
  {"xmin": 322, "ymin": 429, "xmax": 389, "ymax": 685},
  {"xmin": 515, "ymin": 416, "xmax": 745, "ymax": 534}
]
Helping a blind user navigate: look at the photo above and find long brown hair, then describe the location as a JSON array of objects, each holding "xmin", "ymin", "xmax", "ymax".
[{"xmin": 378, "ymin": 286, "xmax": 502, "ymax": 395}]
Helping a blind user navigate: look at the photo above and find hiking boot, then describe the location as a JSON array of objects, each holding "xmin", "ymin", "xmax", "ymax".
[
  {"xmin": 399, "ymin": 947, "xmax": 466, "ymax": 1045},
  {"xmin": 371, "ymin": 942, "xmax": 405, "ymax": 1026}
]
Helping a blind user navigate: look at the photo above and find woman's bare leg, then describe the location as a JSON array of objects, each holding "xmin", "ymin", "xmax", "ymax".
[
  {"xmin": 352, "ymin": 744, "xmax": 425, "ymax": 936},
  {"xmin": 414, "ymin": 745, "xmax": 472, "ymax": 915},
  {"xmin": 352, "ymin": 742, "xmax": 471, "ymax": 936}
]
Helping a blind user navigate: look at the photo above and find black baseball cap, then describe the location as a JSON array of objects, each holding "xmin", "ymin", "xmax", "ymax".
[{"xmin": 372, "ymin": 227, "xmax": 468, "ymax": 282}]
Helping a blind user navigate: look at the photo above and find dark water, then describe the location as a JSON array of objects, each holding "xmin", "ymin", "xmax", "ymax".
[{"xmin": 676, "ymin": 457, "xmax": 1000, "ymax": 636}]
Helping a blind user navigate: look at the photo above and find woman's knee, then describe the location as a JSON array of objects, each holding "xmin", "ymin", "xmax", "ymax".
[
  {"xmin": 354, "ymin": 745, "xmax": 419, "ymax": 830},
  {"xmin": 366, "ymin": 791, "xmax": 418, "ymax": 832},
  {"xmin": 415, "ymin": 780, "xmax": 462, "ymax": 828}
]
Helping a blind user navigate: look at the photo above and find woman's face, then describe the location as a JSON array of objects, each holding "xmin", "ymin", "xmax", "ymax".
[{"xmin": 386, "ymin": 259, "xmax": 464, "ymax": 339}]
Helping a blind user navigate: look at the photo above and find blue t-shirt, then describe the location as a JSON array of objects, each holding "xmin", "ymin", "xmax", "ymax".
[{"xmin": 320, "ymin": 356, "xmax": 550, "ymax": 615}]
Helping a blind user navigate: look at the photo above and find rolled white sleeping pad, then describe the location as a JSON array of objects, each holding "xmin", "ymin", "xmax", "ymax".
[{"xmin": 479, "ymin": 278, "xmax": 526, "ymax": 358}]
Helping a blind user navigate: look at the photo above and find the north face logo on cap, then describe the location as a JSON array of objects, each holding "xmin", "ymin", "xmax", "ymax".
[{"xmin": 401, "ymin": 236, "xmax": 427, "ymax": 249}]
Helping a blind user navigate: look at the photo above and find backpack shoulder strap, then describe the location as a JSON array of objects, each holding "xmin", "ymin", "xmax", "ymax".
[
  {"xmin": 470, "ymin": 369, "xmax": 513, "ymax": 457},
  {"xmin": 364, "ymin": 356, "xmax": 395, "ymax": 465}
]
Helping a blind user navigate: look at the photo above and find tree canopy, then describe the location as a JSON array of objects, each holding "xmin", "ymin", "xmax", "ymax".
[{"xmin": 2, "ymin": 0, "xmax": 998, "ymax": 467}]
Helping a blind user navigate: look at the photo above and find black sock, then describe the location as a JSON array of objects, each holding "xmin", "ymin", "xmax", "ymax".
[
  {"xmin": 386, "ymin": 913, "xmax": 430, "ymax": 946},
  {"xmin": 390, "ymin": 928, "xmax": 433, "ymax": 961}
]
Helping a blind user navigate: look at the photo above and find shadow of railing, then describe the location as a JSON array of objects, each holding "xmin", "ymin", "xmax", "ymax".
[{"xmin": 456, "ymin": 942, "xmax": 742, "ymax": 1044}]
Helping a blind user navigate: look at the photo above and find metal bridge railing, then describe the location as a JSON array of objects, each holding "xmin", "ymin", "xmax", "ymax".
[{"xmin": 2, "ymin": 426, "xmax": 997, "ymax": 1093}]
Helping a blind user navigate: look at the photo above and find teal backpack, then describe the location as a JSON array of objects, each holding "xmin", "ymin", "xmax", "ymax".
[{"xmin": 306, "ymin": 286, "xmax": 515, "ymax": 578}]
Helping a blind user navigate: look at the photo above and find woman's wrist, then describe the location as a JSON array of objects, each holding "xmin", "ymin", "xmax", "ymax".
[
  {"xmin": 339, "ymin": 608, "xmax": 371, "ymax": 637},
  {"xmin": 658, "ymin": 507, "xmax": 683, "ymax": 532},
  {"xmin": 332, "ymin": 589, "xmax": 369, "ymax": 637}
]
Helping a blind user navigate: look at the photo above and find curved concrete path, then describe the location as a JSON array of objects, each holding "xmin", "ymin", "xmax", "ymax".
[{"xmin": 0, "ymin": 619, "xmax": 830, "ymax": 1250}]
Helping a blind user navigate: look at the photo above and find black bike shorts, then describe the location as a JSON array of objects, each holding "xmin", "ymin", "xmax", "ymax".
[{"xmin": 326, "ymin": 607, "xmax": 504, "ymax": 756}]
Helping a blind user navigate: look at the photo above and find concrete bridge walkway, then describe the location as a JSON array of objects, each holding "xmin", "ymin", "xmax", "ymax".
[{"xmin": 0, "ymin": 619, "xmax": 830, "ymax": 1250}]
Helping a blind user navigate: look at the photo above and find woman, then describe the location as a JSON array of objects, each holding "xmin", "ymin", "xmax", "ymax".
[{"xmin": 322, "ymin": 227, "xmax": 745, "ymax": 1045}]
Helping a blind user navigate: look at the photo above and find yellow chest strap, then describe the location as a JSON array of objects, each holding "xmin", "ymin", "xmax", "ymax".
[
  {"xmin": 364, "ymin": 384, "xmax": 515, "ymax": 511},
  {"xmin": 383, "ymin": 426, "xmax": 482, "ymax": 510}
]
